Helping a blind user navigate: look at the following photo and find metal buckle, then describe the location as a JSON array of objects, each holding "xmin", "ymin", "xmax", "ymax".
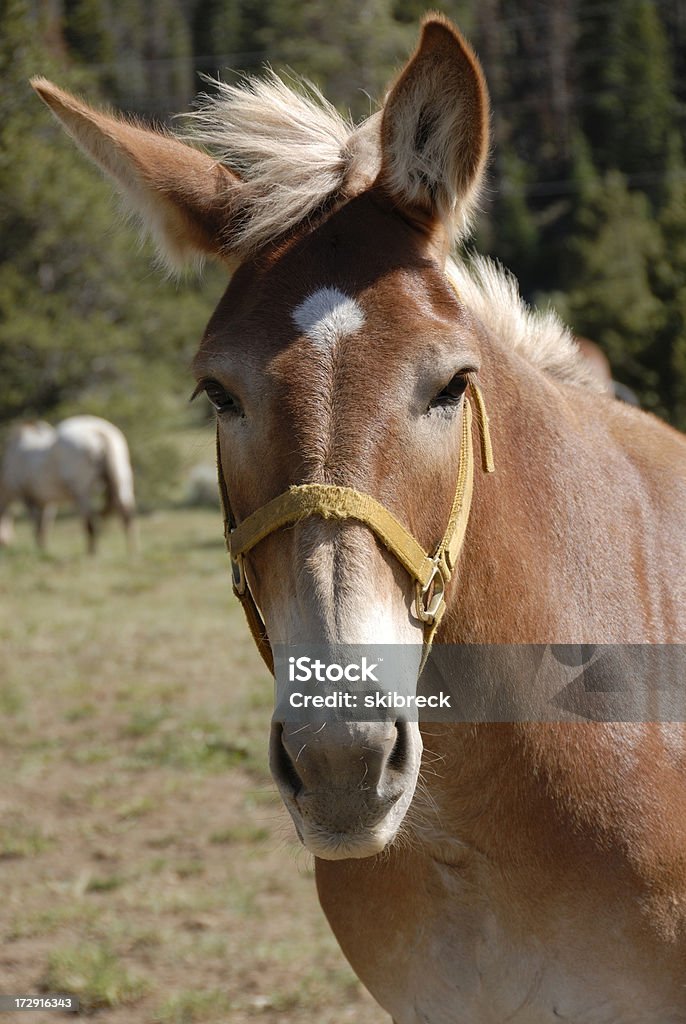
[
  {"xmin": 230, "ymin": 550, "xmax": 247, "ymax": 596},
  {"xmin": 414, "ymin": 559, "xmax": 446, "ymax": 624}
]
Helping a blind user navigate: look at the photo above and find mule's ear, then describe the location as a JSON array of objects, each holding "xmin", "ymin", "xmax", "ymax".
[
  {"xmin": 376, "ymin": 15, "xmax": 489, "ymax": 239},
  {"xmin": 31, "ymin": 78, "xmax": 243, "ymax": 271}
]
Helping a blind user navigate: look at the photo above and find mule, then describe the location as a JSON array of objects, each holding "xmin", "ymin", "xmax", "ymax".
[
  {"xmin": 0, "ymin": 415, "xmax": 136, "ymax": 553},
  {"xmin": 33, "ymin": 15, "xmax": 686, "ymax": 1022}
]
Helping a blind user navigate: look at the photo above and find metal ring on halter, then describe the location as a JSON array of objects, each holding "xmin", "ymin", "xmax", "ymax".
[
  {"xmin": 414, "ymin": 559, "xmax": 446, "ymax": 624},
  {"xmin": 231, "ymin": 549, "xmax": 247, "ymax": 596}
]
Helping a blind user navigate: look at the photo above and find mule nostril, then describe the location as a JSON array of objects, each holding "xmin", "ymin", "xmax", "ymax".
[
  {"xmin": 270, "ymin": 722, "xmax": 303, "ymax": 798},
  {"xmin": 386, "ymin": 719, "xmax": 410, "ymax": 773}
]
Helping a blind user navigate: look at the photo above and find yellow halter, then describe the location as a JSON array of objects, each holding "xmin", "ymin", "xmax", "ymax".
[{"xmin": 217, "ymin": 373, "xmax": 494, "ymax": 675}]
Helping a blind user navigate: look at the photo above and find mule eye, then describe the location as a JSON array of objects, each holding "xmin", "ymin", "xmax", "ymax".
[
  {"xmin": 431, "ymin": 373, "xmax": 469, "ymax": 408},
  {"xmin": 194, "ymin": 379, "xmax": 242, "ymax": 415}
]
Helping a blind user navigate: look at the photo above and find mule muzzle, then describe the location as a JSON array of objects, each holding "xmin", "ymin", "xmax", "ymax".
[{"xmin": 270, "ymin": 718, "xmax": 421, "ymax": 859}]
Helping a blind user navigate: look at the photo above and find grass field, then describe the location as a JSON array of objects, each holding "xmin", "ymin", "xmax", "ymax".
[{"xmin": 0, "ymin": 507, "xmax": 387, "ymax": 1023}]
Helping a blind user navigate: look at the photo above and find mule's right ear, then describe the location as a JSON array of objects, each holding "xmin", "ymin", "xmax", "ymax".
[
  {"xmin": 31, "ymin": 78, "xmax": 243, "ymax": 271},
  {"xmin": 376, "ymin": 15, "xmax": 490, "ymax": 241}
]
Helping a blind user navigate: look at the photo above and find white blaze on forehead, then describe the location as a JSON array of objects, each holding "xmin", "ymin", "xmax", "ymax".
[{"xmin": 292, "ymin": 287, "xmax": 365, "ymax": 350}]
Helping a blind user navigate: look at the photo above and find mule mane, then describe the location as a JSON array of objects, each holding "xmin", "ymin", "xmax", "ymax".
[
  {"xmin": 184, "ymin": 73, "xmax": 359, "ymax": 255},
  {"xmin": 446, "ymin": 257, "xmax": 600, "ymax": 389},
  {"xmin": 186, "ymin": 74, "xmax": 597, "ymax": 391}
]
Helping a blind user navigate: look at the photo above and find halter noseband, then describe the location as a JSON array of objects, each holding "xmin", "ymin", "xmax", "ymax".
[{"xmin": 217, "ymin": 374, "xmax": 494, "ymax": 675}]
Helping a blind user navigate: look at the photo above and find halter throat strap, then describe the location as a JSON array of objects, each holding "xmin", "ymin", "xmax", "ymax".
[{"xmin": 217, "ymin": 377, "xmax": 494, "ymax": 675}]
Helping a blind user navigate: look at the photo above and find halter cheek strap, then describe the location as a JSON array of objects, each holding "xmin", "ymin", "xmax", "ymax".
[{"xmin": 217, "ymin": 376, "xmax": 494, "ymax": 676}]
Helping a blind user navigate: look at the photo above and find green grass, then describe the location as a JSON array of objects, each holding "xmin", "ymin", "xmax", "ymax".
[
  {"xmin": 0, "ymin": 818, "xmax": 54, "ymax": 859},
  {"xmin": 7, "ymin": 902, "xmax": 102, "ymax": 942},
  {"xmin": 131, "ymin": 717, "xmax": 253, "ymax": 772},
  {"xmin": 43, "ymin": 943, "xmax": 147, "ymax": 1011},
  {"xmin": 153, "ymin": 989, "xmax": 232, "ymax": 1024},
  {"xmin": 0, "ymin": 683, "xmax": 25, "ymax": 714},
  {"xmin": 209, "ymin": 824, "xmax": 269, "ymax": 845},
  {"xmin": 85, "ymin": 873, "xmax": 128, "ymax": 893}
]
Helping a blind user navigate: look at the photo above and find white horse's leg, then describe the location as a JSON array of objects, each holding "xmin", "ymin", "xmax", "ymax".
[
  {"xmin": 0, "ymin": 492, "xmax": 14, "ymax": 546},
  {"xmin": 24, "ymin": 499, "xmax": 44, "ymax": 549},
  {"xmin": 121, "ymin": 506, "xmax": 137, "ymax": 553},
  {"xmin": 0, "ymin": 508, "xmax": 14, "ymax": 546},
  {"xmin": 27, "ymin": 501, "xmax": 55, "ymax": 549},
  {"xmin": 76, "ymin": 497, "xmax": 98, "ymax": 555},
  {"xmin": 38, "ymin": 504, "xmax": 56, "ymax": 549},
  {"xmin": 84, "ymin": 508, "xmax": 97, "ymax": 555},
  {"xmin": 0, "ymin": 516, "xmax": 13, "ymax": 545}
]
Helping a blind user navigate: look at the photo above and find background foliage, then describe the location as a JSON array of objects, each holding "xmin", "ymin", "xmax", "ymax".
[{"xmin": 2, "ymin": 0, "xmax": 686, "ymax": 502}]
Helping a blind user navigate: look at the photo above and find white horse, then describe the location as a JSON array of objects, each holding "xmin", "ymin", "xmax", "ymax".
[{"xmin": 0, "ymin": 415, "xmax": 135, "ymax": 553}]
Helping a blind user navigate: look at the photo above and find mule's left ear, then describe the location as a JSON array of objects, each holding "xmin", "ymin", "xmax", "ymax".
[{"xmin": 376, "ymin": 15, "xmax": 489, "ymax": 239}]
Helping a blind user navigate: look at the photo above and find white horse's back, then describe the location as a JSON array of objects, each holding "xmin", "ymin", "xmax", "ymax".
[
  {"xmin": 55, "ymin": 416, "xmax": 135, "ymax": 515},
  {"xmin": 0, "ymin": 415, "xmax": 135, "ymax": 552},
  {"xmin": 1, "ymin": 421, "xmax": 66, "ymax": 505}
]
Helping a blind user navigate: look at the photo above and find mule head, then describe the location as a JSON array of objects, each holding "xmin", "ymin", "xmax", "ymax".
[{"xmin": 33, "ymin": 16, "xmax": 490, "ymax": 859}]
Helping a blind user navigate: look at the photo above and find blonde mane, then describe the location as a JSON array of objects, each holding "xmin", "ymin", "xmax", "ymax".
[
  {"xmin": 184, "ymin": 73, "xmax": 359, "ymax": 255},
  {"xmin": 445, "ymin": 256, "xmax": 600, "ymax": 389},
  {"xmin": 185, "ymin": 74, "xmax": 595, "ymax": 390}
]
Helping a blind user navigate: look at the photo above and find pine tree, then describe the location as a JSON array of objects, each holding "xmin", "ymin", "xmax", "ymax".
[
  {"xmin": 576, "ymin": 0, "xmax": 675, "ymax": 186},
  {"xmin": 561, "ymin": 171, "xmax": 667, "ymax": 414},
  {"xmin": 654, "ymin": 152, "xmax": 686, "ymax": 428},
  {"xmin": 480, "ymin": 148, "xmax": 540, "ymax": 294},
  {"xmin": 191, "ymin": 0, "xmax": 243, "ymax": 71},
  {"xmin": 259, "ymin": 0, "xmax": 412, "ymax": 117}
]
